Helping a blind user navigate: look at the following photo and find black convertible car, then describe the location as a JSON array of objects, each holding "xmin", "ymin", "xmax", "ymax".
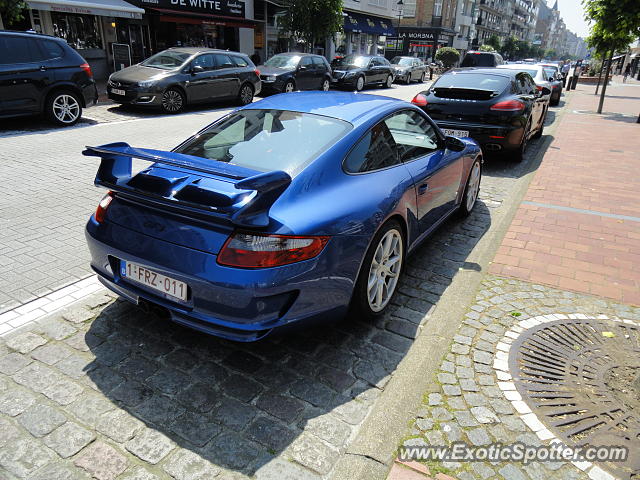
[{"xmin": 412, "ymin": 68, "xmax": 549, "ymax": 161}]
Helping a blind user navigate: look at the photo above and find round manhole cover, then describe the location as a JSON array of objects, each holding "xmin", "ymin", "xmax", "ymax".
[{"xmin": 510, "ymin": 317, "xmax": 640, "ymax": 479}]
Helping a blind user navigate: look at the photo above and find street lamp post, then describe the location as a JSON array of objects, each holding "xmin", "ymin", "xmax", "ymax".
[{"xmin": 396, "ymin": 0, "xmax": 404, "ymax": 55}]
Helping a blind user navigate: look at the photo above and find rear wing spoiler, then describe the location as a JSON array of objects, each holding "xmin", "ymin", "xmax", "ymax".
[{"xmin": 83, "ymin": 142, "xmax": 291, "ymax": 228}]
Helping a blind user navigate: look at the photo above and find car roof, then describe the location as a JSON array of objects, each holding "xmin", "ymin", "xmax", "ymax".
[
  {"xmin": 0, "ymin": 30, "xmax": 64, "ymax": 41},
  {"xmin": 465, "ymin": 51, "xmax": 499, "ymax": 55},
  {"xmin": 167, "ymin": 47, "xmax": 244, "ymax": 55},
  {"xmin": 498, "ymin": 64, "xmax": 543, "ymax": 71},
  {"xmin": 240, "ymin": 92, "xmax": 407, "ymax": 124},
  {"xmin": 444, "ymin": 67, "xmax": 517, "ymax": 77},
  {"xmin": 273, "ymin": 52, "xmax": 320, "ymax": 57}
]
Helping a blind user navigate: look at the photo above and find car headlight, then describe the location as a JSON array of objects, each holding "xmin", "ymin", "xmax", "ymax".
[
  {"xmin": 137, "ymin": 80, "xmax": 154, "ymax": 88},
  {"xmin": 265, "ymin": 76, "xmax": 276, "ymax": 82},
  {"xmin": 345, "ymin": 71, "xmax": 357, "ymax": 77}
]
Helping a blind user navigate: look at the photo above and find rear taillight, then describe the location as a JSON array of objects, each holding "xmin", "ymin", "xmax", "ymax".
[
  {"xmin": 490, "ymin": 99, "xmax": 525, "ymax": 111},
  {"xmin": 80, "ymin": 62, "xmax": 93, "ymax": 78},
  {"xmin": 536, "ymin": 85, "xmax": 543, "ymax": 91},
  {"xmin": 94, "ymin": 192, "xmax": 114, "ymax": 223},
  {"xmin": 411, "ymin": 93, "xmax": 428, "ymax": 107},
  {"xmin": 254, "ymin": 68, "xmax": 261, "ymax": 77},
  {"xmin": 218, "ymin": 232, "xmax": 330, "ymax": 268}
]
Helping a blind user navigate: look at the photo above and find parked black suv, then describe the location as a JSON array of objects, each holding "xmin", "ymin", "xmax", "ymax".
[
  {"xmin": 258, "ymin": 53, "xmax": 332, "ymax": 93},
  {"xmin": 331, "ymin": 54, "xmax": 394, "ymax": 91},
  {"xmin": 107, "ymin": 48, "xmax": 261, "ymax": 113},
  {"xmin": 0, "ymin": 31, "xmax": 97, "ymax": 126}
]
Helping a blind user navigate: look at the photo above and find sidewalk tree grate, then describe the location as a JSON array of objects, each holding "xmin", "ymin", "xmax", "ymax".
[{"xmin": 509, "ymin": 318, "xmax": 640, "ymax": 480}]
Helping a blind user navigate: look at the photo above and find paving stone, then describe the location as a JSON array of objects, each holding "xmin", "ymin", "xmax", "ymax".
[
  {"xmin": 190, "ymin": 361, "xmax": 229, "ymax": 385},
  {"xmin": 246, "ymin": 415, "xmax": 297, "ymax": 450},
  {"xmin": 92, "ymin": 341, "xmax": 130, "ymax": 367},
  {"xmin": 454, "ymin": 410, "xmax": 479, "ymax": 427},
  {"xmin": 0, "ymin": 438, "xmax": 56, "ymax": 478},
  {"xmin": 425, "ymin": 430, "xmax": 445, "ymax": 445},
  {"xmin": 110, "ymin": 380, "xmax": 153, "ymax": 407},
  {"xmin": 222, "ymin": 350, "xmax": 264, "ymax": 374},
  {"xmin": 66, "ymin": 391, "xmax": 115, "ymax": 426},
  {"xmin": 202, "ymin": 431, "xmax": 261, "ymax": 470},
  {"xmin": 353, "ymin": 359, "xmax": 390, "ymax": 389},
  {"xmin": 443, "ymin": 384, "xmax": 462, "ymax": 396},
  {"xmin": 125, "ymin": 429, "xmax": 175, "ymax": 464},
  {"xmin": 254, "ymin": 457, "xmax": 321, "ymax": 480},
  {"xmin": 146, "ymin": 367, "xmax": 192, "ymax": 395},
  {"xmin": 96, "ymin": 409, "xmax": 144, "ymax": 443},
  {"xmin": 34, "ymin": 318, "xmax": 78, "ymax": 341},
  {"xmin": 318, "ymin": 366, "xmax": 356, "ymax": 392},
  {"xmin": 437, "ymin": 372, "xmax": 457, "ymax": 384},
  {"xmin": 0, "ymin": 417, "xmax": 21, "ymax": 448},
  {"xmin": 170, "ymin": 411, "xmax": 223, "ymax": 447},
  {"xmin": 467, "ymin": 427, "xmax": 491, "ymax": 446},
  {"xmin": 220, "ymin": 374, "xmax": 263, "ymax": 402},
  {"xmin": 386, "ymin": 318, "xmax": 420, "ymax": 338},
  {"xmin": 474, "ymin": 363, "xmax": 493, "ymax": 374},
  {"xmin": 431, "ymin": 407, "xmax": 454, "ymax": 421},
  {"xmin": 74, "ymin": 441, "xmax": 128, "ymax": 480},
  {"xmin": 498, "ymin": 464, "xmax": 527, "ymax": 480},
  {"xmin": 463, "ymin": 392, "xmax": 487, "ymax": 407},
  {"xmin": 0, "ymin": 352, "xmax": 32, "ymax": 375},
  {"xmin": 455, "ymin": 366, "xmax": 474, "ymax": 379},
  {"xmin": 447, "ymin": 396, "xmax": 467, "ymax": 410},
  {"xmin": 288, "ymin": 434, "xmax": 340, "ymax": 475},
  {"xmin": 471, "ymin": 463, "xmax": 495, "ymax": 480},
  {"xmin": 163, "ymin": 450, "xmax": 221, "ymax": 480},
  {"xmin": 6, "ymin": 332, "xmax": 47, "ymax": 354},
  {"xmin": 472, "ymin": 350, "xmax": 493, "ymax": 365},
  {"xmin": 17, "ymin": 403, "xmax": 66, "ymax": 437},
  {"xmin": 477, "ymin": 374, "xmax": 495, "ymax": 386},
  {"xmin": 63, "ymin": 309, "xmax": 95, "ymax": 324},
  {"xmin": 133, "ymin": 394, "xmax": 185, "ymax": 427},
  {"xmin": 441, "ymin": 361, "xmax": 455, "ymax": 373},
  {"xmin": 44, "ymin": 421, "xmax": 96, "ymax": 458},
  {"xmin": 460, "ymin": 379, "xmax": 479, "ymax": 391},
  {"xmin": 175, "ymin": 382, "xmax": 219, "ymax": 414},
  {"xmin": 55, "ymin": 353, "xmax": 95, "ymax": 379},
  {"xmin": 65, "ymin": 331, "xmax": 104, "ymax": 352},
  {"xmin": 442, "ymin": 422, "xmax": 464, "ymax": 442},
  {"xmin": 303, "ymin": 414, "xmax": 352, "ymax": 448},
  {"xmin": 451, "ymin": 343, "xmax": 470, "ymax": 355},
  {"xmin": 84, "ymin": 365, "xmax": 124, "ymax": 393},
  {"xmin": 0, "ymin": 387, "xmax": 36, "ymax": 416},
  {"xmin": 470, "ymin": 406, "xmax": 499, "ymax": 424},
  {"xmin": 30, "ymin": 462, "xmax": 91, "ymax": 480},
  {"xmin": 118, "ymin": 466, "xmax": 160, "ymax": 480},
  {"xmin": 501, "ymin": 415, "xmax": 527, "ymax": 432},
  {"xmin": 30, "ymin": 342, "xmax": 74, "ymax": 365},
  {"xmin": 255, "ymin": 392, "xmax": 306, "ymax": 421},
  {"xmin": 428, "ymin": 393, "xmax": 442, "ymax": 406},
  {"xmin": 332, "ymin": 398, "xmax": 369, "ymax": 425},
  {"xmin": 211, "ymin": 396, "xmax": 258, "ymax": 431},
  {"xmin": 42, "ymin": 376, "xmax": 84, "ymax": 405}
]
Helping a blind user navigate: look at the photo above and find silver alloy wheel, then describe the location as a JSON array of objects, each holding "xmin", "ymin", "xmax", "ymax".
[
  {"xmin": 284, "ymin": 81, "xmax": 295, "ymax": 93},
  {"xmin": 240, "ymin": 85, "xmax": 253, "ymax": 104},
  {"xmin": 356, "ymin": 76, "xmax": 364, "ymax": 91},
  {"xmin": 52, "ymin": 94, "xmax": 80, "ymax": 124},
  {"xmin": 466, "ymin": 162, "xmax": 481, "ymax": 212},
  {"xmin": 387, "ymin": 75, "xmax": 393, "ymax": 87},
  {"xmin": 367, "ymin": 229, "xmax": 403, "ymax": 312},
  {"xmin": 420, "ymin": 72, "xmax": 426, "ymax": 82},
  {"xmin": 162, "ymin": 90, "xmax": 183, "ymax": 112},
  {"xmin": 322, "ymin": 79, "xmax": 330, "ymax": 91}
]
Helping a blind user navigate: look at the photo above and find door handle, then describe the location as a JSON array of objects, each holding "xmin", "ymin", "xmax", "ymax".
[
  {"xmin": 39, "ymin": 65, "xmax": 47, "ymax": 71},
  {"xmin": 418, "ymin": 183, "xmax": 429, "ymax": 195}
]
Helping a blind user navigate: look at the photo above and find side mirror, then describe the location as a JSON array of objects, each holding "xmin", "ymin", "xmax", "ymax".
[
  {"xmin": 191, "ymin": 65, "xmax": 204, "ymax": 74},
  {"xmin": 540, "ymin": 86, "xmax": 551, "ymax": 96},
  {"xmin": 444, "ymin": 135, "xmax": 466, "ymax": 152},
  {"xmin": 548, "ymin": 76, "xmax": 554, "ymax": 82}
]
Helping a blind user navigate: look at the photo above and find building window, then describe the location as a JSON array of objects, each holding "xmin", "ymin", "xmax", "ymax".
[
  {"xmin": 51, "ymin": 12, "xmax": 102, "ymax": 49},
  {"xmin": 433, "ymin": 0, "xmax": 443, "ymax": 17},
  {"xmin": 402, "ymin": 0, "xmax": 416, "ymax": 17},
  {"xmin": 369, "ymin": 0, "xmax": 388, "ymax": 5}
]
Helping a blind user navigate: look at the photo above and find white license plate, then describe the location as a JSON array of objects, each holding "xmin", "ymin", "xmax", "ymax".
[
  {"xmin": 111, "ymin": 88, "xmax": 125, "ymax": 96},
  {"xmin": 121, "ymin": 261, "xmax": 188, "ymax": 301},
  {"xmin": 442, "ymin": 129, "xmax": 469, "ymax": 138}
]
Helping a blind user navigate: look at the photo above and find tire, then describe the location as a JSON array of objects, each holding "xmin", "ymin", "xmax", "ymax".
[
  {"xmin": 355, "ymin": 76, "xmax": 365, "ymax": 91},
  {"xmin": 532, "ymin": 112, "xmax": 545, "ymax": 139},
  {"xmin": 384, "ymin": 75, "xmax": 393, "ymax": 88},
  {"xmin": 46, "ymin": 90, "xmax": 82, "ymax": 126},
  {"xmin": 420, "ymin": 71, "xmax": 426, "ymax": 83},
  {"xmin": 551, "ymin": 93, "xmax": 560, "ymax": 106},
  {"xmin": 458, "ymin": 158, "xmax": 482, "ymax": 217},
  {"xmin": 405, "ymin": 74, "xmax": 411, "ymax": 85},
  {"xmin": 321, "ymin": 78, "xmax": 330, "ymax": 91},
  {"xmin": 351, "ymin": 220, "xmax": 405, "ymax": 320},
  {"xmin": 513, "ymin": 118, "xmax": 531, "ymax": 162},
  {"xmin": 283, "ymin": 80, "xmax": 295, "ymax": 93},
  {"xmin": 237, "ymin": 83, "xmax": 254, "ymax": 106},
  {"xmin": 161, "ymin": 88, "xmax": 185, "ymax": 114}
]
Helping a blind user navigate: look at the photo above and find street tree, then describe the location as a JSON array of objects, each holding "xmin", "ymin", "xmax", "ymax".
[
  {"xmin": 0, "ymin": 0, "xmax": 28, "ymax": 28},
  {"xmin": 435, "ymin": 47, "xmax": 460, "ymax": 68},
  {"xmin": 485, "ymin": 34, "xmax": 502, "ymax": 51},
  {"xmin": 278, "ymin": 0, "xmax": 344, "ymax": 52},
  {"xmin": 478, "ymin": 44, "xmax": 496, "ymax": 52},
  {"xmin": 501, "ymin": 36, "xmax": 519, "ymax": 59},
  {"xmin": 582, "ymin": 0, "xmax": 640, "ymax": 113}
]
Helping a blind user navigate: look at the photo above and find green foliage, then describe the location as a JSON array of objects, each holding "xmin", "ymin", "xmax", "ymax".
[
  {"xmin": 0, "ymin": 0, "xmax": 28, "ymax": 25},
  {"xmin": 582, "ymin": 0, "xmax": 640, "ymax": 55},
  {"xmin": 435, "ymin": 47, "xmax": 460, "ymax": 67},
  {"xmin": 279, "ymin": 0, "xmax": 344, "ymax": 48},
  {"xmin": 486, "ymin": 34, "xmax": 502, "ymax": 51},
  {"xmin": 588, "ymin": 59, "xmax": 603, "ymax": 76},
  {"xmin": 501, "ymin": 35, "xmax": 519, "ymax": 59},
  {"xmin": 544, "ymin": 48, "xmax": 557, "ymax": 59},
  {"xmin": 478, "ymin": 44, "xmax": 496, "ymax": 52}
]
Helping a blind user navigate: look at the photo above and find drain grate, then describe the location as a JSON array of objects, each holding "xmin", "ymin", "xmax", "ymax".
[{"xmin": 510, "ymin": 318, "xmax": 640, "ymax": 479}]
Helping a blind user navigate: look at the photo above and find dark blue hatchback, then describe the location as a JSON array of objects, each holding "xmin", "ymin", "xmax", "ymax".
[{"xmin": 85, "ymin": 92, "xmax": 482, "ymax": 341}]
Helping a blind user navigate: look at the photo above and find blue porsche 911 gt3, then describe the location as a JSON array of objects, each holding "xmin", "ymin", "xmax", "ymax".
[{"xmin": 85, "ymin": 92, "xmax": 482, "ymax": 341}]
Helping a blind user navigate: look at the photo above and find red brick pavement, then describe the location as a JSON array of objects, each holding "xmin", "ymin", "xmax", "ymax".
[{"xmin": 490, "ymin": 82, "xmax": 640, "ymax": 305}]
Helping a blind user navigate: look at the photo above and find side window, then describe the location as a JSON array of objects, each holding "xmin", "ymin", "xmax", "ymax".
[
  {"xmin": 231, "ymin": 56, "xmax": 248, "ymax": 67},
  {"xmin": 300, "ymin": 56, "xmax": 314, "ymax": 68},
  {"xmin": 344, "ymin": 122, "xmax": 399, "ymax": 173},
  {"xmin": 525, "ymin": 75, "xmax": 537, "ymax": 94},
  {"xmin": 311, "ymin": 57, "xmax": 325, "ymax": 69},
  {"xmin": 214, "ymin": 54, "xmax": 235, "ymax": 69},
  {"xmin": 192, "ymin": 54, "xmax": 216, "ymax": 71},
  {"xmin": 384, "ymin": 110, "xmax": 440, "ymax": 162},
  {"xmin": 0, "ymin": 36, "xmax": 40, "ymax": 64},
  {"xmin": 40, "ymin": 40, "xmax": 65, "ymax": 60},
  {"xmin": 515, "ymin": 72, "xmax": 531, "ymax": 95}
]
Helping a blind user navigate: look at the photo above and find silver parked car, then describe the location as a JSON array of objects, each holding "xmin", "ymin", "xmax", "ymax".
[{"xmin": 390, "ymin": 56, "xmax": 427, "ymax": 84}]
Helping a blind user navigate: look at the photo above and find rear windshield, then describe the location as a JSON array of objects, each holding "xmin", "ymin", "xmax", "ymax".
[
  {"xmin": 265, "ymin": 55, "xmax": 300, "ymax": 68},
  {"xmin": 141, "ymin": 50, "xmax": 191, "ymax": 69},
  {"xmin": 175, "ymin": 110, "xmax": 352, "ymax": 176},
  {"xmin": 543, "ymin": 67, "xmax": 557, "ymax": 79},
  {"xmin": 432, "ymin": 73, "xmax": 510, "ymax": 93},
  {"xmin": 461, "ymin": 53, "xmax": 496, "ymax": 67},
  {"xmin": 391, "ymin": 57, "xmax": 413, "ymax": 66}
]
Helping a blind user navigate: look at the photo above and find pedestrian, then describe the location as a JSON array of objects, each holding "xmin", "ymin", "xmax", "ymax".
[
  {"xmin": 561, "ymin": 62, "xmax": 570, "ymax": 87},
  {"xmin": 623, "ymin": 63, "xmax": 631, "ymax": 83},
  {"xmin": 250, "ymin": 50, "xmax": 261, "ymax": 66}
]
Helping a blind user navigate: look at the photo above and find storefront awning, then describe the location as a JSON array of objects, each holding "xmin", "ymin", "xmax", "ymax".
[
  {"xmin": 27, "ymin": 0, "xmax": 144, "ymax": 19},
  {"xmin": 150, "ymin": 8, "xmax": 258, "ymax": 29},
  {"xmin": 344, "ymin": 11, "xmax": 395, "ymax": 36}
]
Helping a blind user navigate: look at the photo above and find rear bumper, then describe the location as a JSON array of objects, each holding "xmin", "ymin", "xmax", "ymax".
[
  {"xmin": 435, "ymin": 120, "xmax": 524, "ymax": 151},
  {"xmin": 82, "ymin": 82, "xmax": 98, "ymax": 107},
  {"xmin": 85, "ymin": 217, "xmax": 365, "ymax": 341}
]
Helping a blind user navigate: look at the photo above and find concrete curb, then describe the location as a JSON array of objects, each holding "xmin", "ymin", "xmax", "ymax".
[{"xmin": 330, "ymin": 103, "xmax": 568, "ymax": 479}]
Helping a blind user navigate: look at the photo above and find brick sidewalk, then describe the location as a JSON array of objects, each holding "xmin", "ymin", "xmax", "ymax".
[{"xmin": 490, "ymin": 83, "xmax": 640, "ymax": 305}]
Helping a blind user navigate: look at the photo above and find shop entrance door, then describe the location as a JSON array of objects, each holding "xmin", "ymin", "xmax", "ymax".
[{"xmin": 117, "ymin": 22, "xmax": 150, "ymax": 63}]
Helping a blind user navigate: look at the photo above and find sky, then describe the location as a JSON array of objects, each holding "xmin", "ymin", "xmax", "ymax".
[{"xmin": 549, "ymin": 0, "xmax": 590, "ymax": 38}]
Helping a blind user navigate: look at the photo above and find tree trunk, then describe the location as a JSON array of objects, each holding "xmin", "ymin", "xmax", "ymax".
[
  {"xmin": 597, "ymin": 50, "xmax": 614, "ymax": 114},
  {"xmin": 594, "ymin": 50, "xmax": 608, "ymax": 95}
]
